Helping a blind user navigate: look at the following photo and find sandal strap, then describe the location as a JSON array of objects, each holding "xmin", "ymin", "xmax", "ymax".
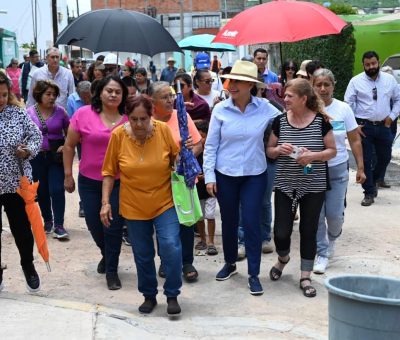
[{"xmin": 300, "ymin": 277, "xmax": 312, "ymax": 283}]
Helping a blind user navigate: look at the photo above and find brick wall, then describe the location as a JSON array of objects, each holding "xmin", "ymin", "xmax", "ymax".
[{"xmin": 92, "ymin": 0, "xmax": 220, "ymax": 14}]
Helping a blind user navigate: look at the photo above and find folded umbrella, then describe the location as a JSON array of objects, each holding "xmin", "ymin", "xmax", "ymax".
[
  {"xmin": 175, "ymin": 81, "xmax": 202, "ymax": 189},
  {"xmin": 16, "ymin": 158, "xmax": 51, "ymax": 272}
]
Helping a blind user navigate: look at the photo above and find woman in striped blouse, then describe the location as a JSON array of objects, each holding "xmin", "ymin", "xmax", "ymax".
[{"xmin": 267, "ymin": 78, "xmax": 336, "ymax": 297}]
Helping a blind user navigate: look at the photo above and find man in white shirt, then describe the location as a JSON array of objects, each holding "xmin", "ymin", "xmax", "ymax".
[
  {"xmin": 345, "ymin": 50, "xmax": 400, "ymax": 206},
  {"xmin": 27, "ymin": 47, "xmax": 75, "ymax": 109}
]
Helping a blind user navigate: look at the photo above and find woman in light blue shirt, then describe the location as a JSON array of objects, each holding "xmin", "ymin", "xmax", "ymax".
[{"xmin": 204, "ymin": 60, "xmax": 279, "ymax": 296}]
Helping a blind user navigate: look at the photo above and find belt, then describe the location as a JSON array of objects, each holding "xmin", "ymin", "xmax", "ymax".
[{"xmin": 356, "ymin": 118, "xmax": 385, "ymax": 126}]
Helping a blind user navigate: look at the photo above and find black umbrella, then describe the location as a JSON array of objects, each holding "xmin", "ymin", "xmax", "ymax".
[{"xmin": 56, "ymin": 9, "xmax": 182, "ymax": 57}]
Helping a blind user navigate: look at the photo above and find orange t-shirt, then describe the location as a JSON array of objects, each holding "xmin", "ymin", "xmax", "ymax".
[
  {"xmin": 102, "ymin": 120, "xmax": 179, "ymax": 220},
  {"xmin": 164, "ymin": 109, "xmax": 202, "ymax": 147}
]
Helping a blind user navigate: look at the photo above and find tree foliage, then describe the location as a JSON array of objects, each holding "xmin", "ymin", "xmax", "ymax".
[
  {"xmin": 281, "ymin": 24, "xmax": 356, "ymax": 100},
  {"xmin": 328, "ymin": 3, "xmax": 357, "ymax": 15}
]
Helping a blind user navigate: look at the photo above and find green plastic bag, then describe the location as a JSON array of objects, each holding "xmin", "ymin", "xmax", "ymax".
[{"xmin": 171, "ymin": 172, "xmax": 203, "ymax": 227}]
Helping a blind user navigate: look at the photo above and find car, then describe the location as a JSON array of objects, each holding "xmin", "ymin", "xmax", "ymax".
[{"xmin": 382, "ymin": 54, "xmax": 400, "ymax": 83}]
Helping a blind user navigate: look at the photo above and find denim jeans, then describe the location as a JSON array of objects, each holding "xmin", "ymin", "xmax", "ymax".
[
  {"xmin": 126, "ymin": 207, "xmax": 182, "ymax": 298},
  {"xmin": 360, "ymin": 122, "xmax": 393, "ymax": 195},
  {"xmin": 238, "ymin": 161, "xmax": 276, "ymax": 245},
  {"xmin": 78, "ymin": 174, "xmax": 123, "ymax": 274},
  {"xmin": 316, "ymin": 162, "xmax": 349, "ymax": 257},
  {"xmin": 30, "ymin": 152, "xmax": 65, "ymax": 226},
  {"xmin": 216, "ymin": 170, "xmax": 267, "ymax": 277}
]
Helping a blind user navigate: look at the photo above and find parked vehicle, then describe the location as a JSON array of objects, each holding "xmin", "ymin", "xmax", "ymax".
[{"xmin": 382, "ymin": 54, "xmax": 400, "ymax": 83}]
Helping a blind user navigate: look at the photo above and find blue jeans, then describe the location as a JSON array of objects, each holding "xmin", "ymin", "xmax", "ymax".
[
  {"xmin": 78, "ymin": 174, "xmax": 123, "ymax": 274},
  {"xmin": 30, "ymin": 152, "xmax": 65, "ymax": 226},
  {"xmin": 238, "ymin": 161, "xmax": 276, "ymax": 245},
  {"xmin": 216, "ymin": 170, "xmax": 267, "ymax": 276},
  {"xmin": 316, "ymin": 162, "xmax": 348, "ymax": 257},
  {"xmin": 126, "ymin": 207, "xmax": 182, "ymax": 298},
  {"xmin": 360, "ymin": 122, "xmax": 393, "ymax": 195}
]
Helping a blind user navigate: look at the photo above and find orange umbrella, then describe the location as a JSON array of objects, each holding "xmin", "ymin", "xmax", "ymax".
[{"xmin": 16, "ymin": 169, "xmax": 51, "ymax": 272}]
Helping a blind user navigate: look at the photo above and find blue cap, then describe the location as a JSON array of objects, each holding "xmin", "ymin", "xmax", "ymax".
[{"xmin": 195, "ymin": 52, "xmax": 210, "ymax": 69}]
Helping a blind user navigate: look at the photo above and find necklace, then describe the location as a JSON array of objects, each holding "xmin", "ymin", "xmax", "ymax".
[{"xmin": 102, "ymin": 113, "xmax": 120, "ymax": 127}]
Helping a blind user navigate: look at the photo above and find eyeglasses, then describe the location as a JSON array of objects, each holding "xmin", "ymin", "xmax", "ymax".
[
  {"xmin": 173, "ymin": 83, "xmax": 186, "ymax": 92},
  {"xmin": 199, "ymin": 79, "xmax": 214, "ymax": 84},
  {"xmin": 285, "ymin": 66, "xmax": 296, "ymax": 71},
  {"xmin": 372, "ymin": 87, "xmax": 377, "ymax": 100},
  {"xmin": 158, "ymin": 94, "xmax": 175, "ymax": 101}
]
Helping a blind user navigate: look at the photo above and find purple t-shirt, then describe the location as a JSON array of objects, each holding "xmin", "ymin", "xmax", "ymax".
[{"xmin": 27, "ymin": 104, "xmax": 70, "ymax": 151}]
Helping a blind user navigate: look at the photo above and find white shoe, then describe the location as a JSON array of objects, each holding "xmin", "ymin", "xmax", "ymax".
[
  {"xmin": 313, "ymin": 256, "xmax": 329, "ymax": 274},
  {"xmin": 327, "ymin": 240, "xmax": 336, "ymax": 259},
  {"xmin": 237, "ymin": 244, "xmax": 246, "ymax": 260},
  {"xmin": 262, "ymin": 240, "xmax": 274, "ymax": 254}
]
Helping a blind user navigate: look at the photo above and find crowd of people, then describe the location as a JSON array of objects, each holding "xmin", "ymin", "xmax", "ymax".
[{"xmin": 0, "ymin": 46, "xmax": 399, "ymax": 316}]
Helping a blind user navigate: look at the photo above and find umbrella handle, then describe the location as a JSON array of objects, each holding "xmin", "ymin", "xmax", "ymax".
[{"xmin": 16, "ymin": 156, "xmax": 25, "ymax": 176}]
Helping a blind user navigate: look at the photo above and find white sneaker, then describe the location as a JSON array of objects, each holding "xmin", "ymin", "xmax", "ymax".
[
  {"xmin": 327, "ymin": 240, "xmax": 336, "ymax": 259},
  {"xmin": 237, "ymin": 244, "xmax": 246, "ymax": 260},
  {"xmin": 313, "ymin": 256, "xmax": 329, "ymax": 274},
  {"xmin": 262, "ymin": 240, "xmax": 274, "ymax": 254}
]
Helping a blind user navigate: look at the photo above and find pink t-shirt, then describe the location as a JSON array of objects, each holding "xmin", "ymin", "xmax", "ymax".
[{"xmin": 70, "ymin": 105, "xmax": 127, "ymax": 181}]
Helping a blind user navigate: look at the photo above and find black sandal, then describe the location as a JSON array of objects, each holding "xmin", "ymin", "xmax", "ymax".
[
  {"xmin": 269, "ymin": 256, "xmax": 290, "ymax": 281},
  {"xmin": 299, "ymin": 278, "xmax": 317, "ymax": 298},
  {"xmin": 182, "ymin": 263, "xmax": 198, "ymax": 283}
]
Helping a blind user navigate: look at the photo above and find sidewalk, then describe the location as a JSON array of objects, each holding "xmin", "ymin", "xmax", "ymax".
[{"xmin": 1, "ymin": 168, "xmax": 399, "ymax": 339}]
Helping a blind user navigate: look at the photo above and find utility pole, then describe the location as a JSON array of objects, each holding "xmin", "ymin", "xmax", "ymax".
[
  {"xmin": 52, "ymin": 0, "xmax": 58, "ymax": 47},
  {"xmin": 76, "ymin": 0, "xmax": 83, "ymax": 58},
  {"xmin": 179, "ymin": 0, "xmax": 184, "ymax": 69}
]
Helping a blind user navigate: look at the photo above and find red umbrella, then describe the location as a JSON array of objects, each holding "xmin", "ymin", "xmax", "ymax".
[{"xmin": 213, "ymin": 0, "xmax": 348, "ymax": 46}]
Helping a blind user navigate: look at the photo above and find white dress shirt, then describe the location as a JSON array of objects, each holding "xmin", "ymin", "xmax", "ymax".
[{"xmin": 344, "ymin": 71, "xmax": 400, "ymax": 122}]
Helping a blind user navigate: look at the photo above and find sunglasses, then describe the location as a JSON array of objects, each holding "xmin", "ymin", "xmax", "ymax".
[
  {"xmin": 199, "ymin": 79, "xmax": 214, "ymax": 84},
  {"xmin": 285, "ymin": 66, "xmax": 296, "ymax": 71},
  {"xmin": 372, "ymin": 87, "xmax": 377, "ymax": 100}
]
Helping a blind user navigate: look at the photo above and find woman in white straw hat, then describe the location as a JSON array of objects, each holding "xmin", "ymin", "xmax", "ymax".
[{"xmin": 203, "ymin": 60, "xmax": 280, "ymax": 296}]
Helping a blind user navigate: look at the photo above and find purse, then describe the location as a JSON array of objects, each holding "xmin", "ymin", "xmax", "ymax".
[
  {"xmin": 48, "ymin": 139, "xmax": 65, "ymax": 164},
  {"xmin": 34, "ymin": 104, "xmax": 64, "ymax": 164},
  {"xmin": 171, "ymin": 172, "xmax": 203, "ymax": 227}
]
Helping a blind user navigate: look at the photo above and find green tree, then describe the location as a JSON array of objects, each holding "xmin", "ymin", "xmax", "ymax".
[
  {"xmin": 328, "ymin": 3, "xmax": 357, "ymax": 15},
  {"xmin": 282, "ymin": 24, "xmax": 356, "ymax": 100}
]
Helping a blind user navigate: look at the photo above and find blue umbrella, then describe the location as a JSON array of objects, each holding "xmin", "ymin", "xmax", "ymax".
[
  {"xmin": 175, "ymin": 81, "xmax": 202, "ymax": 188},
  {"xmin": 178, "ymin": 34, "xmax": 236, "ymax": 52}
]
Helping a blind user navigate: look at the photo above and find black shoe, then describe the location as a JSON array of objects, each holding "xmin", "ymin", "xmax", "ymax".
[
  {"xmin": 79, "ymin": 207, "xmax": 85, "ymax": 218},
  {"xmin": 122, "ymin": 229, "xmax": 131, "ymax": 246},
  {"xmin": 138, "ymin": 297, "xmax": 157, "ymax": 314},
  {"xmin": 97, "ymin": 257, "xmax": 106, "ymax": 274},
  {"xmin": 158, "ymin": 264, "xmax": 166, "ymax": 278},
  {"xmin": 167, "ymin": 297, "xmax": 181, "ymax": 316},
  {"xmin": 361, "ymin": 195, "xmax": 374, "ymax": 206},
  {"xmin": 377, "ymin": 180, "xmax": 391, "ymax": 189},
  {"xmin": 0, "ymin": 268, "xmax": 3, "ymax": 292},
  {"xmin": 22, "ymin": 264, "xmax": 40, "ymax": 292},
  {"xmin": 106, "ymin": 273, "xmax": 122, "ymax": 290}
]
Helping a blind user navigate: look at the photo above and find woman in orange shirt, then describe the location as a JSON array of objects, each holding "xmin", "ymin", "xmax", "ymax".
[
  {"xmin": 149, "ymin": 81, "xmax": 203, "ymax": 283},
  {"xmin": 101, "ymin": 95, "xmax": 182, "ymax": 316}
]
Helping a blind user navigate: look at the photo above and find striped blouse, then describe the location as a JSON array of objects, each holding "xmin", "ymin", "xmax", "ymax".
[{"xmin": 272, "ymin": 113, "xmax": 332, "ymax": 209}]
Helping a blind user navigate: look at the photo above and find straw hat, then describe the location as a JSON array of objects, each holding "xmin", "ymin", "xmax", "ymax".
[
  {"xmin": 167, "ymin": 57, "xmax": 176, "ymax": 63},
  {"xmin": 296, "ymin": 59, "xmax": 312, "ymax": 77},
  {"xmin": 220, "ymin": 60, "xmax": 263, "ymax": 84}
]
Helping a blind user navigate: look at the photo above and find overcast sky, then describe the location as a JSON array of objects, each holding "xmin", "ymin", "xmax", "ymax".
[{"xmin": 66, "ymin": 0, "xmax": 91, "ymax": 16}]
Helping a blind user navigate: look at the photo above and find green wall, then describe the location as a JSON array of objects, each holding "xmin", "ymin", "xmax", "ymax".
[{"xmin": 352, "ymin": 20, "xmax": 400, "ymax": 75}]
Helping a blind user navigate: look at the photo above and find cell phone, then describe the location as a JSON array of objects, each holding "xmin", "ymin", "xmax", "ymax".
[{"xmin": 289, "ymin": 146, "xmax": 302, "ymax": 159}]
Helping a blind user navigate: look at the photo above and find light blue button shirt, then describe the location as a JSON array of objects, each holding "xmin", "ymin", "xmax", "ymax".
[
  {"xmin": 204, "ymin": 96, "xmax": 280, "ymax": 184},
  {"xmin": 67, "ymin": 92, "xmax": 85, "ymax": 117},
  {"xmin": 344, "ymin": 71, "xmax": 400, "ymax": 121}
]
